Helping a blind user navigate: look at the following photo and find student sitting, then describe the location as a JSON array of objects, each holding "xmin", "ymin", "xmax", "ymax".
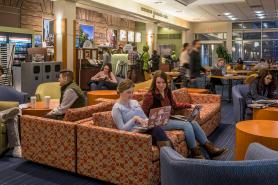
[
  {"xmin": 253, "ymin": 58, "xmax": 268, "ymax": 70},
  {"xmin": 245, "ymin": 69, "xmax": 278, "ymax": 120},
  {"xmin": 112, "ymin": 79, "xmax": 172, "ymax": 148},
  {"xmin": 142, "ymin": 71, "xmax": 227, "ymax": 159},
  {"xmin": 209, "ymin": 58, "xmax": 226, "ymax": 94},
  {"xmin": 234, "ymin": 58, "xmax": 244, "ymax": 70},
  {"xmin": 45, "ymin": 70, "xmax": 85, "ymax": 120},
  {"xmin": 90, "ymin": 63, "xmax": 117, "ymax": 90}
]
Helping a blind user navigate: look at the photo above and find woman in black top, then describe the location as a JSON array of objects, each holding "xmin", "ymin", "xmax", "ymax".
[{"xmin": 245, "ymin": 69, "xmax": 278, "ymax": 119}]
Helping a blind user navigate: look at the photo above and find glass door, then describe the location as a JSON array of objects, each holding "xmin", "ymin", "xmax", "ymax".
[{"xmin": 200, "ymin": 41, "xmax": 223, "ymax": 67}]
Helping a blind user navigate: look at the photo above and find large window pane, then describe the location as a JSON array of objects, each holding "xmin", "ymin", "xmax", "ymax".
[
  {"xmin": 195, "ymin": 33, "xmax": 225, "ymax": 40},
  {"xmin": 262, "ymin": 21, "xmax": 278, "ymax": 29},
  {"xmin": 242, "ymin": 22, "xmax": 261, "ymax": 29},
  {"xmin": 232, "ymin": 41, "xmax": 242, "ymax": 61},
  {"xmin": 243, "ymin": 32, "xmax": 261, "ymax": 40},
  {"xmin": 243, "ymin": 41, "xmax": 261, "ymax": 61},
  {"xmin": 232, "ymin": 23, "xmax": 243, "ymax": 29},
  {"xmin": 262, "ymin": 40, "xmax": 278, "ymax": 60},
  {"xmin": 232, "ymin": 32, "xmax": 242, "ymax": 40},
  {"xmin": 262, "ymin": 32, "xmax": 278, "ymax": 39}
]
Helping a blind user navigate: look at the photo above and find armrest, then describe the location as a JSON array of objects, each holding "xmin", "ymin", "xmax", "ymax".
[
  {"xmin": 0, "ymin": 101, "xmax": 19, "ymax": 111},
  {"xmin": 174, "ymin": 108, "xmax": 201, "ymax": 123},
  {"xmin": 189, "ymin": 93, "xmax": 221, "ymax": 104},
  {"xmin": 245, "ymin": 143, "xmax": 278, "ymax": 160},
  {"xmin": 77, "ymin": 123, "xmax": 153, "ymax": 185}
]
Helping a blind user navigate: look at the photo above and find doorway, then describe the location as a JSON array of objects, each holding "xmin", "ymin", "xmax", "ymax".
[{"xmin": 200, "ymin": 41, "xmax": 224, "ymax": 67}]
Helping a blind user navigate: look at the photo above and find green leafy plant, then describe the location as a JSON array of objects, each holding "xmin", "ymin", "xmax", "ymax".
[{"xmin": 216, "ymin": 45, "xmax": 232, "ymax": 63}]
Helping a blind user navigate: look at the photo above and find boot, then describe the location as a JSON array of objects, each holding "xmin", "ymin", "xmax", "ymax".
[
  {"xmin": 190, "ymin": 146, "xmax": 205, "ymax": 159},
  {"xmin": 157, "ymin": 141, "xmax": 172, "ymax": 149},
  {"xmin": 204, "ymin": 141, "xmax": 228, "ymax": 159},
  {"xmin": 0, "ymin": 107, "xmax": 19, "ymax": 122}
]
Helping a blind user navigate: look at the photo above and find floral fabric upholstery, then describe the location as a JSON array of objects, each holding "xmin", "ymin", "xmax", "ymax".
[
  {"xmin": 201, "ymin": 112, "xmax": 221, "ymax": 136},
  {"xmin": 63, "ymin": 101, "xmax": 115, "ymax": 122},
  {"xmin": 93, "ymin": 98, "xmax": 116, "ymax": 105},
  {"xmin": 20, "ymin": 115, "xmax": 76, "ymax": 172},
  {"xmin": 190, "ymin": 93, "xmax": 221, "ymax": 104},
  {"xmin": 77, "ymin": 122, "xmax": 158, "ymax": 185},
  {"xmin": 199, "ymin": 103, "xmax": 221, "ymax": 123},
  {"xmin": 92, "ymin": 111, "xmax": 116, "ymax": 129},
  {"xmin": 172, "ymin": 88, "xmax": 191, "ymax": 103}
]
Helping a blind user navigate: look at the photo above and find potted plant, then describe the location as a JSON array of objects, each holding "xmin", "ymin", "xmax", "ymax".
[{"xmin": 216, "ymin": 45, "xmax": 232, "ymax": 63}]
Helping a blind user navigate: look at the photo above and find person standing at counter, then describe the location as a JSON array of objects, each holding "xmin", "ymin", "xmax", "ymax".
[
  {"xmin": 142, "ymin": 45, "xmax": 151, "ymax": 81},
  {"xmin": 127, "ymin": 46, "xmax": 139, "ymax": 83}
]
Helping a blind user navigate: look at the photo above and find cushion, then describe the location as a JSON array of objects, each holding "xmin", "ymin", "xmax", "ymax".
[
  {"xmin": 92, "ymin": 111, "xmax": 117, "ymax": 129},
  {"xmin": 165, "ymin": 130, "xmax": 185, "ymax": 144},
  {"xmin": 152, "ymin": 146, "xmax": 159, "ymax": 161},
  {"xmin": 64, "ymin": 101, "xmax": 115, "ymax": 122},
  {"xmin": 172, "ymin": 88, "xmax": 191, "ymax": 103}
]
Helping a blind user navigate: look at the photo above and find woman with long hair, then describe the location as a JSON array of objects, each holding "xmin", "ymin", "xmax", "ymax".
[
  {"xmin": 245, "ymin": 69, "xmax": 278, "ymax": 119},
  {"xmin": 142, "ymin": 70, "xmax": 227, "ymax": 159},
  {"xmin": 90, "ymin": 63, "xmax": 117, "ymax": 90},
  {"xmin": 112, "ymin": 79, "xmax": 172, "ymax": 148}
]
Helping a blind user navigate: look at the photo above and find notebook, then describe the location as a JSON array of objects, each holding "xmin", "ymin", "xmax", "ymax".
[{"xmin": 170, "ymin": 105, "xmax": 202, "ymax": 122}]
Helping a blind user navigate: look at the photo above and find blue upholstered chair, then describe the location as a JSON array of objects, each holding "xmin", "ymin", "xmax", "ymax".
[
  {"xmin": 0, "ymin": 86, "xmax": 28, "ymax": 104},
  {"xmin": 160, "ymin": 143, "xmax": 278, "ymax": 185},
  {"xmin": 232, "ymin": 84, "xmax": 249, "ymax": 122}
]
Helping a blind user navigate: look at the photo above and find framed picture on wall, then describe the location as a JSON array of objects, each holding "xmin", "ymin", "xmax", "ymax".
[
  {"xmin": 106, "ymin": 28, "xmax": 118, "ymax": 48},
  {"xmin": 135, "ymin": 32, "xmax": 142, "ymax": 43},
  {"xmin": 79, "ymin": 24, "xmax": 94, "ymax": 48},
  {"xmin": 120, "ymin": 30, "xmax": 127, "ymax": 41},
  {"xmin": 128, "ymin": 31, "xmax": 135, "ymax": 42},
  {"xmin": 34, "ymin": 35, "xmax": 42, "ymax": 47},
  {"xmin": 84, "ymin": 50, "xmax": 91, "ymax": 59},
  {"xmin": 43, "ymin": 19, "xmax": 54, "ymax": 47}
]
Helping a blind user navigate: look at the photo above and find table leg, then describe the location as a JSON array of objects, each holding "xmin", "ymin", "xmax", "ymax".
[{"xmin": 228, "ymin": 79, "xmax": 232, "ymax": 103}]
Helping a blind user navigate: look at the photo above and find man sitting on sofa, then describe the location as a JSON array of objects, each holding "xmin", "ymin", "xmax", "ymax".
[{"xmin": 45, "ymin": 69, "xmax": 85, "ymax": 120}]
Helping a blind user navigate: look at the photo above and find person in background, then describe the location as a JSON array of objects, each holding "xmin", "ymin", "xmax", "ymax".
[
  {"xmin": 245, "ymin": 69, "xmax": 278, "ymax": 120},
  {"xmin": 112, "ymin": 79, "xmax": 172, "ymax": 148},
  {"xmin": 174, "ymin": 43, "xmax": 191, "ymax": 88},
  {"xmin": 102, "ymin": 48, "xmax": 111, "ymax": 65},
  {"xmin": 234, "ymin": 58, "xmax": 244, "ymax": 70},
  {"xmin": 116, "ymin": 45, "xmax": 123, "ymax": 54},
  {"xmin": 209, "ymin": 58, "xmax": 226, "ymax": 94},
  {"xmin": 142, "ymin": 45, "xmax": 151, "ymax": 81},
  {"xmin": 189, "ymin": 39, "xmax": 207, "ymax": 88},
  {"xmin": 142, "ymin": 71, "xmax": 227, "ymax": 159},
  {"xmin": 90, "ymin": 63, "xmax": 117, "ymax": 90},
  {"xmin": 253, "ymin": 58, "xmax": 268, "ymax": 70},
  {"xmin": 46, "ymin": 70, "xmax": 85, "ymax": 120},
  {"xmin": 127, "ymin": 46, "xmax": 139, "ymax": 83},
  {"xmin": 0, "ymin": 65, "xmax": 3, "ymax": 83},
  {"xmin": 149, "ymin": 50, "xmax": 160, "ymax": 72},
  {"xmin": 170, "ymin": 51, "xmax": 178, "ymax": 70}
]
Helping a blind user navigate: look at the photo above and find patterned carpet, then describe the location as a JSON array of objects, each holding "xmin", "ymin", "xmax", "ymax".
[{"xmin": 0, "ymin": 103, "xmax": 235, "ymax": 185}]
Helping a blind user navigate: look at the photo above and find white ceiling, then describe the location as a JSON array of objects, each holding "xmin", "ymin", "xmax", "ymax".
[{"xmin": 133, "ymin": 0, "xmax": 278, "ymax": 22}]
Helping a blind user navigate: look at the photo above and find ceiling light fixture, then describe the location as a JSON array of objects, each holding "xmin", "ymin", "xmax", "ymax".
[
  {"xmin": 230, "ymin": 17, "xmax": 237, "ymax": 20},
  {"xmin": 227, "ymin": 15, "xmax": 234, "ymax": 18},
  {"xmin": 256, "ymin": 13, "xmax": 265, "ymax": 16},
  {"xmin": 224, "ymin": 12, "xmax": 231, "ymax": 16},
  {"xmin": 259, "ymin": 16, "xmax": 265, "ymax": 19},
  {"xmin": 255, "ymin": 11, "xmax": 263, "ymax": 14}
]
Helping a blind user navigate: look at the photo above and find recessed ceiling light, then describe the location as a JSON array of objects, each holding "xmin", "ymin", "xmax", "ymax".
[
  {"xmin": 255, "ymin": 11, "xmax": 263, "ymax": 14},
  {"xmin": 256, "ymin": 13, "xmax": 265, "ymax": 16},
  {"xmin": 259, "ymin": 16, "xmax": 265, "ymax": 19},
  {"xmin": 227, "ymin": 15, "xmax": 234, "ymax": 18},
  {"xmin": 224, "ymin": 12, "xmax": 231, "ymax": 16},
  {"xmin": 231, "ymin": 17, "xmax": 237, "ymax": 20}
]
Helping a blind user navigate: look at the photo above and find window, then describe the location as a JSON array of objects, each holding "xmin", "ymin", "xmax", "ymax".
[
  {"xmin": 232, "ymin": 32, "xmax": 242, "ymax": 40},
  {"xmin": 262, "ymin": 40, "xmax": 278, "ymax": 60},
  {"xmin": 195, "ymin": 33, "xmax": 226, "ymax": 40},
  {"xmin": 262, "ymin": 21, "xmax": 278, "ymax": 29},
  {"xmin": 242, "ymin": 22, "xmax": 261, "ymax": 29},
  {"xmin": 232, "ymin": 41, "xmax": 242, "ymax": 61},
  {"xmin": 243, "ymin": 41, "xmax": 261, "ymax": 61},
  {"xmin": 243, "ymin": 32, "xmax": 261, "ymax": 40},
  {"xmin": 262, "ymin": 32, "xmax": 278, "ymax": 39}
]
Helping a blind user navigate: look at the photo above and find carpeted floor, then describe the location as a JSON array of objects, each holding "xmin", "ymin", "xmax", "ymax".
[{"xmin": 0, "ymin": 102, "xmax": 235, "ymax": 185}]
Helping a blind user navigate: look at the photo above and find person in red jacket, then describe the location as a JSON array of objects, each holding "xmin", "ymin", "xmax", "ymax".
[{"xmin": 142, "ymin": 70, "xmax": 227, "ymax": 159}]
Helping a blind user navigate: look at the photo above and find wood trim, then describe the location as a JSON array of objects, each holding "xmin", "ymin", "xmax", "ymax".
[
  {"xmin": 73, "ymin": 19, "xmax": 77, "ymax": 80},
  {"xmin": 62, "ymin": 18, "xmax": 67, "ymax": 69},
  {"xmin": 54, "ymin": 19, "xmax": 56, "ymax": 61}
]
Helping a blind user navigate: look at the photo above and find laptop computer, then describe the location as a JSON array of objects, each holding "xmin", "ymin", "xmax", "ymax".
[
  {"xmin": 133, "ymin": 106, "xmax": 172, "ymax": 132},
  {"xmin": 170, "ymin": 105, "xmax": 202, "ymax": 122},
  {"xmin": 210, "ymin": 69, "xmax": 223, "ymax": 76}
]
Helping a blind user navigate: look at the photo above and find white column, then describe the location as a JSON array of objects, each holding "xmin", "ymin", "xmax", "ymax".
[
  {"xmin": 145, "ymin": 23, "xmax": 158, "ymax": 53},
  {"xmin": 54, "ymin": 0, "xmax": 76, "ymax": 70}
]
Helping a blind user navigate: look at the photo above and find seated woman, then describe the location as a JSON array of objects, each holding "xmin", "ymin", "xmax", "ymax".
[
  {"xmin": 234, "ymin": 58, "xmax": 244, "ymax": 70},
  {"xmin": 90, "ymin": 63, "xmax": 117, "ymax": 90},
  {"xmin": 142, "ymin": 70, "xmax": 227, "ymax": 159},
  {"xmin": 112, "ymin": 79, "xmax": 171, "ymax": 148},
  {"xmin": 245, "ymin": 69, "xmax": 278, "ymax": 120},
  {"xmin": 209, "ymin": 58, "xmax": 226, "ymax": 94}
]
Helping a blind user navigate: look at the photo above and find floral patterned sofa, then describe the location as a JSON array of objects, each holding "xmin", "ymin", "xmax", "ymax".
[
  {"xmin": 76, "ymin": 88, "xmax": 221, "ymax": 185},
  {"xmin": 20, "ymin": 88, "xmax": 221, "ymax": 185}
]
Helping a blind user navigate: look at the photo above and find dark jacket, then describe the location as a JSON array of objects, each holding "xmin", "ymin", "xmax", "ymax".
[
  {"xmin": 189, "ymin": 49, "xmax": 206, "ymax": 78},
  {"xmin": 246, "ymin": 79, "xmax": 278, "ymax": 104},
  {"xmin": 142, "ymin": 89, "xmax": 191, "ymax": 116},
  {"xmin": 150, "ymin": 54, "xmax": 160, "ymax": 71},
  {"xmin": 60, "ymin": 82, "xmax": 85, "ymax": 108}
]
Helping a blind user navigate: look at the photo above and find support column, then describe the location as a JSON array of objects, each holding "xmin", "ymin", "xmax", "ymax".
[
  {"xmin": 146, "ymin": 23, "xmax": 158, "ymax": 53},
  {"xmin": 54, "ymin": 0, "xmax": 76, "ymax": 72}
]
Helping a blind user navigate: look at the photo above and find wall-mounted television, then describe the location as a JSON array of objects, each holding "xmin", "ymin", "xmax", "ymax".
[
  {"xmin": 135, "ymin": 32, "xmax": 142, "ymax": 43},
  {"xmin": 120, "ymin": 30, "xmax": 127, "ymax": 41},
  {"xmin": 79, "ymin": 24, "xmax": 94, "ymax": 48},
  {"xmin": 128, "ymin": 31, "xmax": 135, "ymax": 42}
]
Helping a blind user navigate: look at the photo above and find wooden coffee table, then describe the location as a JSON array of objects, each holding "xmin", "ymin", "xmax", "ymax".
[
  {"xmin": 87, "ymin": 90, "xmax": 119, "ymax": 105},
  {"xmin": 21, "ymin": 99, "xmax": 59, "ymax": 117},
  {"xmin": 235, "ymin": 120, "xmax": 278, "ymax": 160},
  {"xmin": 187, "ymin": 88, "xmax": 209, "ymax": 94},
  {"xmin": 253, "ymin": 107, "xmax": 278, "ymax": 121}
]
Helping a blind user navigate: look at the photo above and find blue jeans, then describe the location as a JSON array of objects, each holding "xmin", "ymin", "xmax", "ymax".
[
  {"xmin": 90, "ymin": 82, "xmax": 109, "ymax": 90},
  {"xmin": 161, "ymin": 119, "xmax": 207, "ymax": 149},
  {"xmin": 189, "ymin": 77, "xmax": 202, "ymax": 88}
]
